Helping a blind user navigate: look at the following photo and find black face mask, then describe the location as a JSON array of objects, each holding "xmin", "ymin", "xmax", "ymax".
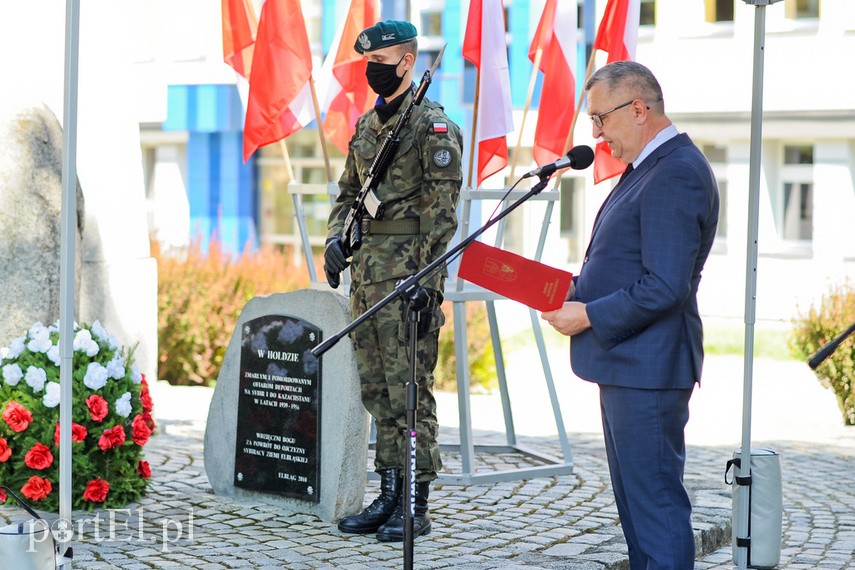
[{"xmin": 365, "ymin": 54, "xmax": 406, "ymax": 98}]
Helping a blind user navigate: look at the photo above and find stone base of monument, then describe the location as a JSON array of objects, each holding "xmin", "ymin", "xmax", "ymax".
[{"xmin": 204, "ymin": 287, "xmax": 367, "ymax": 522}]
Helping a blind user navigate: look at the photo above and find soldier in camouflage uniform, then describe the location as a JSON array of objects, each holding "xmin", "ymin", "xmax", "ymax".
[{"xmin": 323, "ymin": 20, "xmax": 462, "ymax": 542}]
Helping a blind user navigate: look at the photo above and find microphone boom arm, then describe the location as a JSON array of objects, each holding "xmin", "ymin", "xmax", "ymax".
[{"xmin": 311, "ymin": 174, "xmax": 555, "ymax": 357}]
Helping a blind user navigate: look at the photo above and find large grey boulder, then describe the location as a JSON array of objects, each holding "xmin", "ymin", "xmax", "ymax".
[
  {"xmin": 205, "ymin": 288, "xmax": 368, "ymax": 523},
  {"xmin": 0, "ymin": 101, "xmax": 84, "ymax": 343}
]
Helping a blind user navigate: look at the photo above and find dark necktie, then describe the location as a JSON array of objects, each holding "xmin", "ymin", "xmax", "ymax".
[{"xmin": 617, "ymin": 163, "xmax": 634, "ymax": 185}]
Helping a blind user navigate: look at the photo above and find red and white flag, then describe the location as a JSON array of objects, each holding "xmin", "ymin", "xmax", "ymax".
[
  {"xmin": 463, "ymin": 0, "xmax": 514, "ymax": 187},
  {"xmin": 221, "ymin": 0, "xmax": 257, "ymax": 79},
  {"xmin": 528, "ymin": 0, "xmax": 577, "ymax": 167},
  {"xmin": 242, "ymin": 0, "xmax": 316, "ymax": 162},
  {"xmin": 319, "ymin": 0, "xmax": 377, "ymax": 155},
  {"xmin": 592, "ymin": 0, "xmax": 640, "ymax": 183},
  {"xmin": 594, "ymin": 0, "xmax": 640, "ymax": 64}
]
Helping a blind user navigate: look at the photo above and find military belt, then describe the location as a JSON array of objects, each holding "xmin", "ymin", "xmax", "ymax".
[{"xmin": 360, "ymin": 218, "xmax": 421, "ymax": 235}]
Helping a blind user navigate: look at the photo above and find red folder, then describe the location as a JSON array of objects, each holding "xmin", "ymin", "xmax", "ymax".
[{"xmin": 458, "ymin": 240, "xmax": 573, "ymax": 311}]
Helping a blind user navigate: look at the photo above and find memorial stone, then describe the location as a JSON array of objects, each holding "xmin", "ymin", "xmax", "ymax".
[{"xmin": 205, "ymin": 288, "xmax": 367, "ymax": 522}]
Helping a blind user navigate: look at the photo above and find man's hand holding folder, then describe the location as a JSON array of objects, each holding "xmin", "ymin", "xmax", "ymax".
[{"xmin": 458, "ymin": 241, "xmax": 572, "ymax": 312}]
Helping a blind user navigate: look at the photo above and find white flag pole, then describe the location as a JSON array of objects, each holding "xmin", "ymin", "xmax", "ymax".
[{"xmin": 58, "ymin": 1, "xmax": 80, "ymax": 566}]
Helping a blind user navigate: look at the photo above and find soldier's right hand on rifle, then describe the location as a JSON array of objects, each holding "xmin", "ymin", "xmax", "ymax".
[{"xmin": 324, "ymin": 236, "xmax": 349, "ymax": 289}]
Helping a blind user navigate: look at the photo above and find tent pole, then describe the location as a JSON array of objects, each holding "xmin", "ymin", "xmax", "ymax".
[
  {"xmin": 58, "ymin": 0, "xmax": 81, "ymax": 567},
  {"xmin": 737, "ymin": 2, "xmax": 779, "ymax": 568}
]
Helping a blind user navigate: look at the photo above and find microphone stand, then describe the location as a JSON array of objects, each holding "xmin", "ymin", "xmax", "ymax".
[
  {"xmin": 311, "ymin": 172, "xmax": 554, "ymax": 569},
  {"xmin": 808, "ymin": 321, "xmax": 855, "ymax": 370}
]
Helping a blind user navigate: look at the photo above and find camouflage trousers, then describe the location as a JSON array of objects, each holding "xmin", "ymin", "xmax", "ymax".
[{"xmin": 349, "ymin": 279, "xmax": 444, "ymax": 482}]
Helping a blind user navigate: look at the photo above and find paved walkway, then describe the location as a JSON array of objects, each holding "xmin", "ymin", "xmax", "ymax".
[{"xmin": 3, "ymin": 354, "xmax": 854, "ymax": 569}]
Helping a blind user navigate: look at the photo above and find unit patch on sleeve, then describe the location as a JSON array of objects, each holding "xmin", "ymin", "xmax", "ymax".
[
  {"xmin": 431, "ymin": 122, "xmax": 448, "ymax": 134},
  {"xmin": 433, "ymin": 149, "xmax": 452, "ymax": 168}
]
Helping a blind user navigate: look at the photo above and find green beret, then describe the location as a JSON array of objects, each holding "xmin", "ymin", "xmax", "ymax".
[{"xmin": 354, "ymin": 20, "xmax": 418, "ymax": 54}]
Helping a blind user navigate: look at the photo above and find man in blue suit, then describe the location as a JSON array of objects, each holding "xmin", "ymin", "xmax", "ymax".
[{"xmin": 542, "ymin": 61, "xmax": 719, "ymax": 569}]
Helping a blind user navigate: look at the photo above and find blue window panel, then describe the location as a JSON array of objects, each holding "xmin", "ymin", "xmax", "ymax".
[
  {"xmin": 508, "ymin": 0, "xmax": 531, "ymax": 108},
  {"xmin": 187, "ymin": 132, "xmax": 213, "ymax": 251},
  {"xmin": 164, "ymin": 85, "xmax": 244, "ymax": 133},
  {"xmin": 218, "ymin": 132, "xmax": 258, "ymax": 253},
  {"xmin": 440, "ymin": 0, "xmax": 465, "ymax": 127}
]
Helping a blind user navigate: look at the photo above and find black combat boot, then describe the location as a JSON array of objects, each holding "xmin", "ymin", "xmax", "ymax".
[
  {"xmin": 375, "ymin": 481, "xmax": 431, "ymax": 542},
  {"xmin": 337, "ymin": 469, "xmax": 402, "ymax": 534}
]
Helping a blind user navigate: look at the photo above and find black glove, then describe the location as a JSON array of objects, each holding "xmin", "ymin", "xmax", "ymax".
[
  {"xmin": 404, "ymin": 287, "xmax": 438, "ymax": 339},
  {"xmin": 324, "ymin": 237, "xmax": 348, "ymax": 289}
]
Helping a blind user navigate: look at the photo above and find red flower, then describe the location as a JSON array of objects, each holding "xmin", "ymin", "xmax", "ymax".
[
  {"xmin": 141, "ymin": 410, "xmax": 156, "ymax": 431},
  {"xmin": 0, "ymin": 437, "xmax": 11, "ymax": 462},
  {"xmin": 3, "ymin": 401, "xmax": 33, "ymax": 432},
  {"xmin": 131, "ymin": 414, "xmax": 152, "ymax": 446},
  {"xmin": 24, "ymin": 442, "xmax": 54, "ymax": 470},
  {"xmin": 137, "ymin": 460, "xmax": 152, "ymax": 479},
  {"xmin": 98, "ymin": 425, "xmax": 126, "ymax": 451},
  {"xmin": 54, "ymin": 422, "xmax": 88, "ymax": 446},
  {"xmin": 140, "ymin": 389, "xmax": 154, "ymax": 414},
  {"xmin": 0, "ymin": 487, "xmax": 6, "ymax": 502},
  {"xmin": 82, "ymin": 478, "xmax": 110, "ymax": 503},
  {"xmin": 86, "ymin": 394, "xmax": 109, "ymax": 422},
  {"xmin": 21, "ymin": 476, "xmax": 52, "ymax": 501}
]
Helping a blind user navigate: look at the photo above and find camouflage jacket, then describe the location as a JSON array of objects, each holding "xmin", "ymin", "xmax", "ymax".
[{"xmin": 328, "ymin": 91, "xmax": 463, "ymax": 290}]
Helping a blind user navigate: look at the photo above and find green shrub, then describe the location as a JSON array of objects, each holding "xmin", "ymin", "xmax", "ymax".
[
  {"xmin": 435, "ymin": 301, "xmax": 497, "ymax": 393},
  {"xmin": 154, "ymin": 238, "xmax": 309, "ymax": 386},
  {"xmin": 789, "ymin": 282, "xmax": 855, "ymax": 425}
]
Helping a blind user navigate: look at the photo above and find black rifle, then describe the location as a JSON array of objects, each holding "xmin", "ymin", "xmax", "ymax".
[{"xmin": 327, "ymin": 46, "xmax": 446, "ymax": 285}]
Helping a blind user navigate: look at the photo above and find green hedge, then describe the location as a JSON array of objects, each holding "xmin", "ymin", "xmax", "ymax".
[
  {"xmin": 789, "ymin": 282, "xmax": 855, "ymax": 425},
  {"xmin": 154, "ymin": 239, "xmax": 309, "ymax": 386}
]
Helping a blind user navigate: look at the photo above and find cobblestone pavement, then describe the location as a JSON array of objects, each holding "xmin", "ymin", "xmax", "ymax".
[
  {"xmin": 3, "ymin": 352, "xmax": 855, "ymax": 569},
  {"xmin": 3, "ymin": 424, "xmax": 854, "ymax": 569}
]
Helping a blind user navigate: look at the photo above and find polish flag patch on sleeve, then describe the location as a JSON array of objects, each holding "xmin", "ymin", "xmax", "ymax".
[{"xmin": 432, "ymin": 122, "xmax": 448, "ymax": 133}]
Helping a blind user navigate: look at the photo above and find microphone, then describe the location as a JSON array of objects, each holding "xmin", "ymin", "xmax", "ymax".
[{"xmin": 522, "ymin": 145, "xmax": 595, "ymax": 178}]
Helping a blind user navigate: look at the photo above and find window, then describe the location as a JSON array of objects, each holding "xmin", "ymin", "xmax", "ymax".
[
  {"xmin": 420, "ymin": 11, "xmax": 442, "ymax": 36},
  {"xmin": 702, "ymin": 145, "xmax": 728, "ymax": 242},
  {"xmin": 786, "ymin": 0, "xmax": 819, "ymax": 19},
  {"xmin": 778, "ymin": 145, "xmax": 814, "ymax": 242},
  {"xmin": 705, "ymin": 0, "xmax": 734, "ymax": 23},
  {"xmin": 640, "ymin": 0, "xmax": 656, "ymax": 26}
]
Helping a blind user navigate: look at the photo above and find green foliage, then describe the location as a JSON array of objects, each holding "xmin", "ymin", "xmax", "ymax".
[
  {"xmin": 435, "ymin": 301, "xmax": 497, "ymax": 393},
  {"xmin": 789, "ymin": 282, "xmax": 855, "ymax": 425},
  {"xmin": 154, "ymin": 238, "xmax": 310, "ymax": 386},
  {"xmin": 0, "ymin": 322, "xmax": 152, "ymax": 510}
]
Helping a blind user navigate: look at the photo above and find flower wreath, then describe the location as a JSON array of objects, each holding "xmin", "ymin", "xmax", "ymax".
[{"xmin": 0, "ymin": 321, "xmax": 154, "ymax": 510}]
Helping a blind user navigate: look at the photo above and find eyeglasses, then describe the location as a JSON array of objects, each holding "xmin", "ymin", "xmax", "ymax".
[{"xmin": 589, "ymin": 99, "xmax": 635, "ymax": 129}]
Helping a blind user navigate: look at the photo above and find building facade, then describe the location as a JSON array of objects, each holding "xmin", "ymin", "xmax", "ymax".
[{"xmin": 134, "ymin": 0, "xmax": 855, "ymax": 322}]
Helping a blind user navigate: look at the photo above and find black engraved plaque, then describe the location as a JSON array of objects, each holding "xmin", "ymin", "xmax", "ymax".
[{"xmin": 234, "ymin": 315, "xmax": 321, "ymax": 502}]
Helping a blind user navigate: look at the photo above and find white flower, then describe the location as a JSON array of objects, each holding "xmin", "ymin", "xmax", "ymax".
[
  {"xmin": 130, "ymin": 365, "xmax": 143, "ymax": 384},
  {"xmin": 27, "ymin": 326, "xmax": 53, "ymax": 354},
  {"xmin": 28, "ymin": 322, "xmax": 47, "ymax": 337},
  {"xmin": 83, "ymin": 362, "xmax": 109, "ymax": 391},
  {"xmin": 6, "ymin": 337, "xmax": 25, "ymax": 359},
  {"xmin": 106, "ymin": 355, "xmax": 126, "ymax": 380},
  {"xmin": 43, "ymin": 382, "xmax": 61, "ymax": 408},
  {"xmin": 2, "ymin": 363, "xmax": 23, "ymax": 386},
  {"xmin": 0, "ymin": 346, "xmax": 7, "ymax": 360},
  {"xmin": 115, "ymin": 392, "xmax": 133, "ymax": 417},
  {"xmin": 47, "ymin": 345, "xmax": 61, "ymax": 366},
  {"xmin": 91, "ymin": 320, "xmax": 108, "ymax": 340},
  {"xmin": 73, "ymin": 329, "xmax": 99, "ymax": 357},
  {"xmin": 90, "ymin": 320, "xmax": 122, "ymax": 349},
  {"xmin": 25, "ymin": 366, "xmax": 47, "ymax": 392}
]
